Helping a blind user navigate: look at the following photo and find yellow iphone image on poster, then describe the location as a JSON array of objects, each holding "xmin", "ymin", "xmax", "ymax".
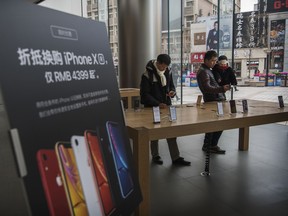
[{"xmin": 55, "ymin": 142, "xmax": 88, "ymax": 216}]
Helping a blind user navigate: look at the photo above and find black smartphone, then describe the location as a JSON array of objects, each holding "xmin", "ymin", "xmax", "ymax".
[
  {"xmin": 229, "ymin": 100, "xmax": 237, "ymax": 113},
  {"xmin": 242, "ymin": 99, "xmax": 248, "ymax": 113},
  {"xmin": 278, "ymin": 95, "xmax": 284, "ymax": 108},
  {"xmin": 133, "ymin": 99, "xmax": 140, "ymax": 110}
]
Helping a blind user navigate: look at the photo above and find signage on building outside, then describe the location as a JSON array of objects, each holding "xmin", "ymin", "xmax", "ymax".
[
  {"xmin": 246, "ymin": 61, "xmax": 259, "ymax": 66},
  {"xmin": 267, "ymin": 0, "xmax": 288, "ymax": 13},
  {"xmin": 170, "ymin": 53, "xmax": 190, "ymax": 63},
  {"xmin": 191, "ymin": 52, "xmax": 205, "ymax": 63},
  {"xmin": 234, "ymin": 11, "xmax": 267, "ymax": 48},
  {"xmin": 194, "ymin": 32, "xmax": 206, "ymax": 45}
]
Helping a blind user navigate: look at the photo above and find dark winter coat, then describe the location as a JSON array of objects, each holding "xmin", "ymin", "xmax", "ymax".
[
  {"xmin": 140, "ymin": 60, "xmax": 175, "ymax": 107},
  {"xmin": 212, "ymin": 64, "xmax": 237, "ymax": 86}
]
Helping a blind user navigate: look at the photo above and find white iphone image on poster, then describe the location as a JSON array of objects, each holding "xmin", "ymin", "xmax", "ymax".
[{"xmin": 71, "ymin": 136, "xmax": 104, "ymax": 216}]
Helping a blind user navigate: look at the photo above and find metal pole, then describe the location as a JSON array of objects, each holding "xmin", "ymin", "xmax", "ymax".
[
  {"xmin": 265, "ymin": 53, "xmax": 269, "ymax": 86},
  {"xmin": 248, "ymin": 48, "xmax": 251, "ymax": 79},
  {"xmin": 232, "ymin": 0, "xmax": 235, "ymax": 69},
  {"xmin": 180, "ymin": 0, "xmax": 183, "ymax": 104}
]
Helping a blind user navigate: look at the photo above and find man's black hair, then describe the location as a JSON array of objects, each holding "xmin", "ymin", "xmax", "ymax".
[
  {"xmin": 157, "ymin": 54, "xmax": 171, "ymax": 66},
  {"xmin": 204, "ymin": 50, "xmax": 218, "ymax": 60},
  {"xmin": 218, "ymin": 55, "xmax": 228, "ymax": 61}
]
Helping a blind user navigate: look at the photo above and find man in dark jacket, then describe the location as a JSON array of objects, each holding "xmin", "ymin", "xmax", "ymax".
[
  {"xmin": 197, "ymin": 50, "xmax": 230, "ymax": 154},
  {"xmin": 140, "ymin": 54, "xmax": 190, "ymax": 166}
]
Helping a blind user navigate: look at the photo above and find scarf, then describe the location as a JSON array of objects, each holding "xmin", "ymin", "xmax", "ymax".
[
  {"xmin": 154, "ymin": 61, "xmax": 167, "ymax": 86},
  {"xmin": 219, "ymin": 65, "xmax": 229, "ymax": 70}
]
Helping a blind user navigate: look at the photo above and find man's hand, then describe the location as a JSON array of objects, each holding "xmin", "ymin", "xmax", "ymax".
[
  {"xmin": 167, "ymin": 91, "xmax": 176, "ymax": 97},
  {"xmin": 159, "ymin": 103, "xmax": 167, "ymax": 109}
]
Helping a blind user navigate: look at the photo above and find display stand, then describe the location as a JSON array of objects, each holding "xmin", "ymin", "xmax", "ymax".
[
  {"xmin": 0, "ymin": 94, "xmax": 31, "ymax": 215},
  {"xmin": 0, "ymin": 2, "xmax": 142, "ymax": 215}
]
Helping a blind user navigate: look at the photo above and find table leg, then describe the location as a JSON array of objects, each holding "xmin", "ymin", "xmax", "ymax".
[
  {"xmin": 127, "ymin": 97, "xmax": 132, "ymax": 109},
  {"xmin": 239, "ymin": 127, "xmax": 249, "ymax": 150},
  {"xmin": 132, "ymin": 128, "xmax": 150, "ymax": 216}
]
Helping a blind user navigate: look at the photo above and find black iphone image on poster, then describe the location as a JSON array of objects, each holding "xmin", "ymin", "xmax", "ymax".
[{"xmin": 106, "ymin": 121, "xmax": 134, "ymax": 198}]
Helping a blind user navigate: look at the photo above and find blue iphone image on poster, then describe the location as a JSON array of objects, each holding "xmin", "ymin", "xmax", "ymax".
[{"xmin": 106, "ymin": 121, "xmax": 134, "ymax": 198}]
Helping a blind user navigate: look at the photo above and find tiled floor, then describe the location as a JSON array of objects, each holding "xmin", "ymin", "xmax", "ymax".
[
  {"xmin": 150, "ymin": 124, "xmax": 288, "ymax": 216},
  {"xmin": 149, "ymin": 86, "xmax": 288, "ymax": 216},
  {"xmin": 1, "ymin": 86, "xmax": 287, "ymax": 216}
]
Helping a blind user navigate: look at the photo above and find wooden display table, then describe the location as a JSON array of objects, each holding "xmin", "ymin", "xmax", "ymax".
[
  {"xmin": 125, "ymin": 100, "xmax": 288, "ymax": 216},
  {"xmin": 119, "ymin": 88, "xmax": 140, "ymax": 109}
]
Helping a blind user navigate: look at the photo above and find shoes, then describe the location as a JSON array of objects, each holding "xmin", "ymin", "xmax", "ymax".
[
  {"xmin": 202, "ymin": 145, "xmax": 226, "ymax": 154},
  {"xmin": 172, "ymin": 157, "xmax": 191, "ymax": 166},
  {"xmin": 152, "ymin": 156, "xmax": 163, "ymax": 165}
]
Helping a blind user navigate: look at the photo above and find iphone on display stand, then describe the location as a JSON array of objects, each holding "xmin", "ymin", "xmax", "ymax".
[
  {"xmin": 229, "ymin": 99, "xmax": 237, "ymax": 113},
  {"xmin": 55, "ymin": 142, "xmax": 88, "ymax": 216},
  {"xmin": 196, "ymin": 95, "xmax": 202, "ymax": 106},
  {"xmin": 242, "ymin": 99, "xmax": 248, "ymax": 113},
  {"xmin": 153, "ymin": 106, "xmax": 161, "ymax": 123},
  {"xmin": 169, "ymin": 106, "xmax": 177, "ymax": 121},
  {"xmin": 85, "ymin": 130, "xmax": 116, "ymax": 216},
  {"xmin": 106, "ymin": 121, "xmax": 134, "ymax": 198},
  {"xmin": 71, "ymin": 136, "xmax": 104, "ymax": 216},
  {"xmin": 278, "ymin": 95, "xmax": 284, "ymax": 108},
  {"xmin": 217, "ymin": 102, "xmax": 224, "ymax": 116},
  {"xmin": 37, "ymin": 149, "xmax": 70, "ymax": 216}
]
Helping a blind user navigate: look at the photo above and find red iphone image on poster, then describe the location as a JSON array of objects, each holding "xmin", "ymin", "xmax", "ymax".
[
  {"xmin": 36, "ymin": 149, "xmax": 70, "ymax": 216},
  {"xmin": 85, "ymin": 130, "xmax": 115, "ymax": 216}
]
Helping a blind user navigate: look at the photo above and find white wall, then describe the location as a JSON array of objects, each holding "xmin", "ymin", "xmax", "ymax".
[
  {"xmin": 39, "ymin": 0, "xmax": 87, "ymax": 17},
  {"xmin": 235, "ymin": 48, "xmax": 267, "ymax": 78}
]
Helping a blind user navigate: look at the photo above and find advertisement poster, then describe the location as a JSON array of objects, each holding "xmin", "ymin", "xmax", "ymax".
[
  {"xmin": 284, "ymin": 19, "xmax": 288, "ymax": 72},
  {"xmin": 197, "ymin": 15, "xmax": 233, "ymax": 51},
  {"xmin": 234, "ymin": 12, "xmax": 257, "ymax": 48},
  {"xmin": 0, "ymin": 2, "xmax": 142, "ymax": 216},
  {"xmin": 234, "ymin": 11, "xmax": 267, "ymax": 49},
  {"xmin": 203, "ymin": 16, "xmax": 219, "ymax": 50},
  {"xmin": 270, "ymin": 19, "xmax": 285, "ymax": 71}
]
